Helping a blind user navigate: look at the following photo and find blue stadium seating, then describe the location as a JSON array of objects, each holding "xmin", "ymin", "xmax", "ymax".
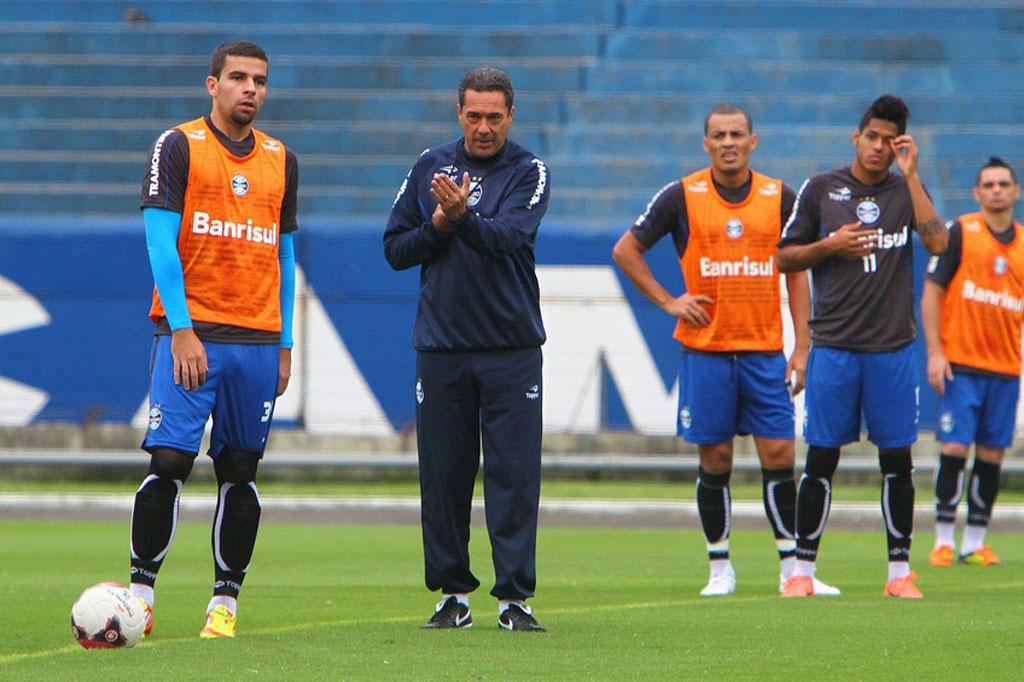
[{"xmin": 0, "ymin": 0, "xmax": 1021, "ymax": 228}]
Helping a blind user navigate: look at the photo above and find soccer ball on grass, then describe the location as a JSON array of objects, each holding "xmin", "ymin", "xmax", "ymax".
[{"xmin": 71, "ymin": 582, "xmax": 147, "ymax": 649}]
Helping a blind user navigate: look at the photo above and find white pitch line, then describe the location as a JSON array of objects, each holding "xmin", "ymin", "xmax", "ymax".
[{"xmin": 2, "ymin": 493, "xmax": 1024, "ymax": 521}]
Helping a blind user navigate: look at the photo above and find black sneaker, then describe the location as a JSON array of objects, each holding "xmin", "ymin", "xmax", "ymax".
[
  {"xmin": 423, "ymin": 596, "xmax": 472, "ymax": 629},
  {"xmin": 498, "ymin": 602, "xmax": 546, "ymax": 632}
]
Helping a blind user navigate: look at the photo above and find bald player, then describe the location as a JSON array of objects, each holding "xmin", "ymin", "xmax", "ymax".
[{"xmin": 613, "ymin": 104, "xmax": 837, "ymax": 597}]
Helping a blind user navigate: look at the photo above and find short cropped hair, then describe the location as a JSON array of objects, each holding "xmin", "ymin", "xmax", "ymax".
[
  {"xmin": 703, "ymin": 103, "xmax": 753, "ymax": 135},
  {"xmin": 210, "ymin": 40, "xmax": 268, "ymax": 78},
  {"xmin": 458, "ymin": 67, "xmax": 514, "ymax": 109},
  {"xmin": 977, "ymin": 156, "xmax": 1019, "ymax": 185},
  {"xmin": 858, "ymin": 94, "xmax": 909, "ymax": 135}
]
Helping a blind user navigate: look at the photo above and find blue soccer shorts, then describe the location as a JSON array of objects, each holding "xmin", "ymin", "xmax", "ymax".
[
  {"xmin": 803, "ymin": 344, "xmax": 918, "ymax": 448},
  {"xmin": 677, "ymin": 349, "xmax": 794, "ymax": 444},
  {"xmin": 938, "ymin": 370, "xmax": 1019, "ymax": 449},
  {"xmin": 142, "ymin": 336, "xmax": 279, "ymax": 458}
]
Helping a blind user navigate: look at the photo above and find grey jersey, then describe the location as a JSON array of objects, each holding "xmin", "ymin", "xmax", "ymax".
[{"xmin": 779, "ymin": 167, "xmax": 919, "ymax": 351}]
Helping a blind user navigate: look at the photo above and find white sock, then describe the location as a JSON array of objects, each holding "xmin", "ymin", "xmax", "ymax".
[
  {"xmin": 498, "ymin": 599, "xmax": 530, "ymax": 615},
  {"xmin": 793, "ymin": 559, "xmax": 816, "ymax": 579},
  {"xmin": 706, "ymin": 538, "xmax": 729, "ymax": 556},
  {"xmin": 960, "ymin": 524, "xmax": 987, "ymax": 555},
  {"xmin": 887, "ymin": 561, "xmax": 910, "ymax": 582},
  {"xmin": 780, "ymin": 556, "xmax": 797, "ymax": 579},
  {"xmin": 709, "ymin": 558, "xmax": 733, "ymax": 578},
  {"xmin": 443, "ymin": 593, "xmax": 469, "ymax": 608},
  {"xmin": 130, "ymin": 583, "xmax": 154, "ymax": 609},
  {"xmin": 934, "ymin": 521, "xmax": 956, "ymax": 549},
  {"xmin": 207, "ymin": 595, "xmax": 237, "ymax": 615}
]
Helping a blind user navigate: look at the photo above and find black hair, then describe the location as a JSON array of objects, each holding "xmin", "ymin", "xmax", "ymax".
[
  {"xmin": 858, "ymin": 94, "xmax": 909, "ymax": 135},
  {"xmin": 703, "ymin": 103, "xmax": 752, "ymax": 135},
  {"xmin": 458, "ymin": 67, "xmax": 514, "ymax": 109},
  {"xmin": 976, "ymin": 156, "xmax": 1019, "ymax": 185},
  {"xmin": 210, "ymin": 40, "xmax": 268, "ymax": 78}
]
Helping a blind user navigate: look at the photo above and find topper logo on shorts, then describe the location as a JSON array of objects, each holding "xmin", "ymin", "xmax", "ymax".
[
  {"xmin": 191, "ymin": 211, "xmax": 278, "ymax": 245},
  {"xmin": 415, "ymin": 379, "xmax": 424, "ymax": 404}
]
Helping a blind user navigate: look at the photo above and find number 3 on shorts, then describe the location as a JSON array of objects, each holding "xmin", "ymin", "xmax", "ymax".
[{"xmin": 261, "ymin": 401, "xmax": 273, "ymax": 423}]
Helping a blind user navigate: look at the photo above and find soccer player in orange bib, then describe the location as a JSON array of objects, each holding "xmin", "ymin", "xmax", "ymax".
[
  {"xmin": 922, "ymin": 157, "xmax": 1023, "ymax": 568},
  {"xmin": 131, "ymin": 40, "xmax": 298, "ymax": 638},
  {"xmin": 613, "ymin": 104, "xmax": 837, "ymax": 596}
]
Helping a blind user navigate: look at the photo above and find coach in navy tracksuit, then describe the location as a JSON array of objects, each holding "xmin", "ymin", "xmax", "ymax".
[{"xmin": 384, "ymin": 68, "xmax": 550, "ymax": 632}]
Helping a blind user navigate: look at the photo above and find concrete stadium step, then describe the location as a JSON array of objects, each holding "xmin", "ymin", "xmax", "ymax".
[
  {"xmin": 622, "ymin": 1, "xmax": 1023, "ymax": 32},
  {"xmin": 562, "ymin": 94, "xmax": 1024, "ymax": 127},
  {"xmin": 0, "ymin": 0, "xmax": 618, "ymax": 26},
  {"xmin": 9, "ymin": 129, "xmax": 972, "ymax": 194},
  {"xmin": 584, "ymin": 61, "xmax": 1023, "ymax": 96},
  {"xmin": 9, "ymin": 55, "xmax": 1013, "ymax": 98},
  {"xmin": 0, "ymin": 154, "xmax": 416, "ymax": 187},
  {"xmin": 551, "ymin": 125, "xmax": 853, "ymax": 157},
  {"xmin": 549, "ymin": 123, "xmax": 1024, "ymax": 158},
  {"xmin": 511, "ymin": 155, "xmax": 826, "ymax": 189},
  {"xmin": 6, "ymin": 89, "xmax": 1024, "ymax": 129},
  {"xmin": 6, "ymin": 24, "xmax": 1020, "ymax": 63},
  {"xmin": 0, "ymin": 184, "xmax": 968, "ymax": 226},
  {"xmin": 0, "ymin": 25, "xmax": 606, "ymax": 59},
  {"xmin": 0, "ymin": 88, "xmax": 566, "ymax": 125},
  {"xmin": 0, "ymin": 120, "xmax": 553, "ymax": 157},
  {"xmin": 0, "ymin": 56, "xmax": 589, "ymax": 91},
  {"xmin": 605, "ymin": 28, "xmax": 1024, "ymax": 62},
  {"xmin": 0, "ymin": 184, "xmax": 634, "ymax": 220}
]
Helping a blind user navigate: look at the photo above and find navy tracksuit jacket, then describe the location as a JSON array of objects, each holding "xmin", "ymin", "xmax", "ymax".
[{"xmin": 384, "ymin": 137, "xmax": 549, "ymax": 600}]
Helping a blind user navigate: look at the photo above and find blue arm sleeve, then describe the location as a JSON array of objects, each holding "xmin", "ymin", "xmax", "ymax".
[
  {"xmin": 278, "ymin": 232, "xmax": 296, "ymax": 349},
  {"xmin": 143, "ymin": 207, "xmax": 191, "ymax": 330}
]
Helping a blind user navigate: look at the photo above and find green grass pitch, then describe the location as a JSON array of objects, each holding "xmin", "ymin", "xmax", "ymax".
[{"xmin": 0, "ymin": 520, "xmax": 1021, "ymax": 680}]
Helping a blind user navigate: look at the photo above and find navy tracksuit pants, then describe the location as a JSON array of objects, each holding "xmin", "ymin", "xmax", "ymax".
[{"xmin": 415, "ymin": 347, "xmax": 543, "ymax": 601}]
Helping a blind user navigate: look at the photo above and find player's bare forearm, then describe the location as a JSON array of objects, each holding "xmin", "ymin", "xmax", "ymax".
[
  {"xmin": 921, "ymin": 280, "xmax": 952, "ymax": 394},
  {"xmin": 611, "ymin": 231, "xmax": 672, "ymax": 311},
  {"xmin": 905, "ymin": 173, "xmax": 948, "ymax": 255},
  {"xmin": 785, "ymin": 270, "xmax": 811, "ymax": 352},
  {"xmin": 277, "ymin": 347, "xmax": 292, "ymax": 396},
  {"xmin": 920, "ymin": 280, "xmax": 945, "ymax": 358},
  {"xmin": 777, "ymin": 241, "xmax": 832, "ymax": 272}
]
